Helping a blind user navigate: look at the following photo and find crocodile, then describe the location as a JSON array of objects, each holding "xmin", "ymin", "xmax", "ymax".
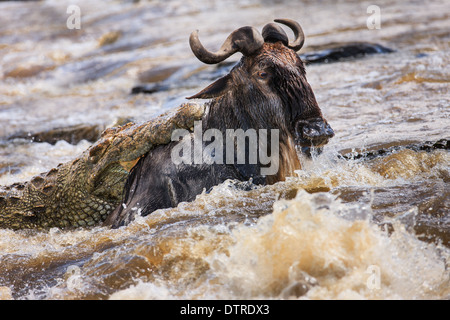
[{"xmin": 0, "ymin": 102, "xmax": 205, "ymax": 230}]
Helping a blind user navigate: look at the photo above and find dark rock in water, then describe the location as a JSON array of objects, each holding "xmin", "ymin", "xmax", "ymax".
[
  {"xmin": 339, "ymin": 139, "xmax": 449, "ymax": 161},
  {"xmin": 131, "ymin": 83, "xmax": 168, "ymax": 95},
  {"xmin": 301, "ymin": 42, "xmax": 394, "ymax": 64},
  {"xmin": 411, "ymin": 139, "xmax": 449, "ymax": 152},
  {"xmin": 132, "ymin": 66, "xmax": 183, "ymax": 94},
  {"xmin": 6, "ymin": 117, "xmax": 136, "ymax": 146},
  {"xmin": 8, "ymin": 124, "xmax": 105, "ymax": 145}
]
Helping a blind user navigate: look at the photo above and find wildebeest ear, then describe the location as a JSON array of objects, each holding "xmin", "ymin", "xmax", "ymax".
[{"xmin": 187, "ymin": 74, "xmax": 231, "ymax": 99}]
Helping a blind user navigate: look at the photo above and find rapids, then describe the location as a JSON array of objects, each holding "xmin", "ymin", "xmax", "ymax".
[{"xmin": 0, "ymin": 0, "xmax": 449, "ymax": 300}]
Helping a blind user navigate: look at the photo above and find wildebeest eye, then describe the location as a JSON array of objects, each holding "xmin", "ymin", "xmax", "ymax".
[{"xmin": 257, "ymin": 71, "xmax": 268, "ymax": 79}]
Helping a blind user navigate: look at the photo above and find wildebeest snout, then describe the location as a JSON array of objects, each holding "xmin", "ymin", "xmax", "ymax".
[{"xmin": 295, "ymin": 118, "xmax": 334, "ymax": 147}]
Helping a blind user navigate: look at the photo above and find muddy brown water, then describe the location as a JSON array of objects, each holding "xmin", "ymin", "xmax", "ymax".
[{"xmin": 0, "ymin": 0, "xmax": 449, "ymax": 300}]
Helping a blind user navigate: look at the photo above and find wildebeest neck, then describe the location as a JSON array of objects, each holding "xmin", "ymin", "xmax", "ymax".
[{"xmin": 203, "ymin": 94, "xmax": 300, "ymax": 184}]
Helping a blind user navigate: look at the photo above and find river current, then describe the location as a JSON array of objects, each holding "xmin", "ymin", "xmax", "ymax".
[{"xmin": 0, "ymin": 0, "xmax": 449, "ymax": 300}]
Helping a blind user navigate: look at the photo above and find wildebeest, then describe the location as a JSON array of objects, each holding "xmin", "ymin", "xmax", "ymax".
[{"xmin": 106, "ymin": 19, "xmax": 334, "ymax": 227}]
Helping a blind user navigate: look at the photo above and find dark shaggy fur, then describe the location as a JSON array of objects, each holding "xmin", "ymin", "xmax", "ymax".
[{"xmin": 106, "ymin": 42, "xmax": 334, "ymax": 227}]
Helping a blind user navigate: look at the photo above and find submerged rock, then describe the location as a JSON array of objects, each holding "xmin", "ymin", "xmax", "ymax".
[
  {"xmin": 301, "ymin": 42, "xmax": 394, "ymax": 64},
  {"xmin": 339, "ymin": 139, "xmax": 449, "ymax": 161},
  {"xmin": 8, "ymin": 124, "xmax": 105, "ymax": 145}
]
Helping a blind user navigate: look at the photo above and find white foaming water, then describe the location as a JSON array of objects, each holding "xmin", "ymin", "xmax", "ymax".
[
  {"xmin": 107, "ymin": 190, "xmax": 449, "ymax": 300},
  {"xmin": 0, "ymin": 0, "xmax": 449, "ymax": 300}
]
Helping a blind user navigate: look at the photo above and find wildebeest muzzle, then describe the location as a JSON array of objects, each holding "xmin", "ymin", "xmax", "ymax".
[{"xmin": 295, "ymin": 117, "xmax": 335, "ymax": 148}]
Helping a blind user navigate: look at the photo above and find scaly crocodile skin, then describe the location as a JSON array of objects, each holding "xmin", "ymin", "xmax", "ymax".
[{"xmin": 0, "ymin": 102, "xmax": 205, "ymax": 230}]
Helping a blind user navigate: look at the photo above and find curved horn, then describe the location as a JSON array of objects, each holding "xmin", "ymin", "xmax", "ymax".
[
  {"xmin": 262, "ymin": 22, "xmax": 289, "ymax": 46},
  {"xmin": 189, "ymin": 26, "xmax": 264, "ymax": 64},
  {"xmin": 274, "ymin": 19, "xmax": 305, "ymax": 51}
]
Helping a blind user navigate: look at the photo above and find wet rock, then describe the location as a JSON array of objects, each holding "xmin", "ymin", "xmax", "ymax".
[
  {"xmin": 132, "ymin": 65, "xmax": 186, "ymax": 94},
  {"xmin": 131, "ymin": 84, "xmax": 162, "ymax": 95},
  {"xmin": 8, "ymin": 124, "xmax": 105, "ymax": 145},
  {"xmin": 339, "ymin": 139, "xmax": 449, "ymax": 161},
  {"xmin": 301, "ymin": 42, "xmax": 394, "ymax": 64}
]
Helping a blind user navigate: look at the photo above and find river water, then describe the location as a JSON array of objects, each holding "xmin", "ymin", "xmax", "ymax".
[{"xmin": 0, "ymin": 0, "xmax": 449, "ymax": 300}]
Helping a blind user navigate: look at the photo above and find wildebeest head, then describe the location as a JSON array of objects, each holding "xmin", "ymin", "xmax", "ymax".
[{"xmin": 188, "ymin": 19, "xmax": 334, "ymax": 148}]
